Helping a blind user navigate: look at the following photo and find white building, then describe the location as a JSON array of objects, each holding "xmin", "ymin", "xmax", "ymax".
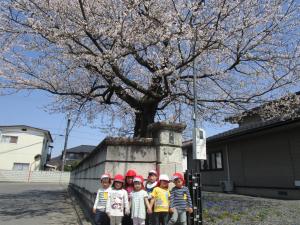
[{"xmin": 0, "ymin": 125, "xmax": 53, "ymax": 171}]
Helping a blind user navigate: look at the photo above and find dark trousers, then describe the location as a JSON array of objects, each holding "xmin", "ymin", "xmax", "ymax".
[
  {"xmin": 95, "ymin": 210, "xmax": 110, "ymax": 225},
  {"xmin": 153, "ymin": 212, "xmax": 169, "ymax": 225},
  {"xmin": 122, "ymin": 214, "xmax": 133, "ymax": 225},
  {"xmin": 146, "ymin": 213, "xmax": 155, "ymax": 225}
]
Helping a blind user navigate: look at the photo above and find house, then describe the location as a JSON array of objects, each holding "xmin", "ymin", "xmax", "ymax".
[
  {"xmin": 0, "ymin": 125, "xmax": 53, "ymax": 171},
  {"xmin": 48, "ymin": 145, "xmax": 95, "ymax": 170},
  {"xmin": 183, "ymin": 96, "xmax": 300, "ymax": 199},
  {"xmin": 64, "ymin": 145, "xmax": 95, "ymax": 162}
]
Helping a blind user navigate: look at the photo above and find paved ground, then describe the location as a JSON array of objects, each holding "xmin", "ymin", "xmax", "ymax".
[
  {"xmin": 0, "ymin": 182, "xmax": 79, "ymax": 225},
  {"xmin": 202, "ymin": 192, "xmax": 300, "ymax": 225},
  {"xmin": 2, "ymin": 183, "xmax": 299, "ymax": 225}
]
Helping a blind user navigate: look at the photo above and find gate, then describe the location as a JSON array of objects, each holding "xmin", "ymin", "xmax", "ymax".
[{"xmin": 185, "ymin": 169, "xmax": 203, "ymax": 225}]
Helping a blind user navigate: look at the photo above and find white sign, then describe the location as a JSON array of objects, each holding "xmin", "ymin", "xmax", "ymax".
[{"xmin": 193, "ymin": 128, "xmax": 206, "ymax": 160}]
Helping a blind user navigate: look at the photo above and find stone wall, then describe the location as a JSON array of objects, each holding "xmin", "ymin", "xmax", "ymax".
[
  {"xmin": 70, "ymin": 122, "xmax": 186, "ymax": 208},
  {"xmin": 70, "ymin": 137, "xmax": 157, "ymax": 208},
  {"xmin": 149, "ymin": 122, "xmax": 185, "ymax": 175}
]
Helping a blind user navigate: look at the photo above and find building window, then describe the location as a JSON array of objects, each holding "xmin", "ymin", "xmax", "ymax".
[
  {"xmin": 1, "ymin": 135, "xmax": 18, "ymax": 144},
  {"xmin": 200, "ymin": 151, "xmax": 223, "ymax": 171},
  {"xmin": 13, "ymin": 163, "xmax": 29, "ymax": 171},
  {"xmin": 216, "ymin": 152, "xmax": 223, "ymax": 169}
]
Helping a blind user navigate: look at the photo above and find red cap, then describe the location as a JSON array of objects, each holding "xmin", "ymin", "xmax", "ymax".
[
  {"xmin": 126, "ymin": 169, "xmax": 136, "ymax": 177},
  {"xmin": 114, "ymin": 174, "xmax": 124, "ymax": 183},
  {"xmin": 172, "ymin": 172, "xmax": 184, "ymax": 182}
]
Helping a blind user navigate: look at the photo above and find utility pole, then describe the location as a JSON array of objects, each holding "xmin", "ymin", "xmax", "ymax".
[
  {"xmin": 61, "ymin": 116, "xmax": 71, "ymax": 172},
  {"xmin": 192, "ymin": 61, "xmax": 203, "ymax": 225}
]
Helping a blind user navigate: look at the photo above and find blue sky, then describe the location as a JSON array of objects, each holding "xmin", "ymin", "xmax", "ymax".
[{"xmin": 0, "ymin": 91, "xmax": 236, "ymax": 157}]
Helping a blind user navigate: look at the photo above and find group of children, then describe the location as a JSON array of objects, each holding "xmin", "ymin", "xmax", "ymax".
[{"xmin": 93, "ymin": 169, "xmax": 193, "ymax": 225}]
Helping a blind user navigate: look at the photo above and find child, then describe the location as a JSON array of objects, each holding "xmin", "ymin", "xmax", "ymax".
[
  {"xmin": 130, "ymin": 175, "xmax": 152, "ymax": 225},
  {"xmin": 93, "ymin": 173, "xmax": 112, "ymax": 225},
  {"xmin": 167, "ymin": 173, "xmax": 193, "ymax": 225},
  {"xmin": 125, "ymin": 169, "xmax": 137, "ymax": 196},
  {"xmin": 106, "ymin": 174, "xmax": 130, "ymax": 225},
  {"xmin": 123, "ymin": 169, "xmax": 136, "ymax": 225},
  {"xmin": 145, "ymin": 170, "xmax": 158, "ymax": 198},
  {"xmin": 145, "ymin": 170, "xmax": 158, "ymax": 225},
  {"xmin": 150, "ymin": 174, "xmax": 170, "ymax": 225}
]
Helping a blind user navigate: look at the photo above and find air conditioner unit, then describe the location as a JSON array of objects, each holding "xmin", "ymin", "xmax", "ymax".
[{"xmin": 220, "ymin": 180, "xmax": 234, "ymax": 193}]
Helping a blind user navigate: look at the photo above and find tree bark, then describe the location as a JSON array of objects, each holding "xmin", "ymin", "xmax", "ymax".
[
  {"xmin": 133, "ymin": 76, "xmax": 164, "ymax": 137},
  {"xmin": 133, "ymin": 101, "xmax": 158, "ymax": 138}
]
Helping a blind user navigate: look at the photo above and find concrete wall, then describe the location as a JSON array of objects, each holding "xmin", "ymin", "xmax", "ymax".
[
  {"xmin": 70, "ymin": 122, "xmax": 187, "ymax": 208},
  {"xmin": 0, "ymin": 169, "xmax": 70, "ymax": 183},
  {"xmin": 185, "ymin": 121, "xmax": 300, "ymax": 199},
  {"xmin": 0, "ymin": 128, "xmax": 50, "ymax": 170},
  {"xmin": 70, "ymin": 138, "xmax": 158, "ymax": 208}
]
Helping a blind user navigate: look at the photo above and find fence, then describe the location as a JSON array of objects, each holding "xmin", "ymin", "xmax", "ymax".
[
  {"xmin": 185, "ymin": 169, "xmax": 203, "ymax": 225},
  {"xmin": 0, "ymin": 169, "xmax": 70, "ymax": 183}
]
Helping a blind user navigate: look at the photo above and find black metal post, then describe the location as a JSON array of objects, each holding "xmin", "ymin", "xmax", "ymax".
[
  {"xmin": 185, "ymin": 170, "xmax": 192, "ymax": 225},
  {"xmin": 185, "ymin": 170, "xmax": 203, "ymax": 225}
]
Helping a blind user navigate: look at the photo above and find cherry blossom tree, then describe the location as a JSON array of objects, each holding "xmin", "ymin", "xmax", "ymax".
[{"xmin": 0, "ymin": 0, "xmax": 299, "ymax": 137}]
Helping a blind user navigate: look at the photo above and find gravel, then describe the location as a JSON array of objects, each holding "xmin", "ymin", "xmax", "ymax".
[{"xmin": 201, "ymin": 192, "xmax": 300, "ymax": 225}]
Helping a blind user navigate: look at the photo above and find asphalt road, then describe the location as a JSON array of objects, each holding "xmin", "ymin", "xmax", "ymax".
[{"xmin": 0, "ymin": 182, "xmax": 79, "ymax": 225}]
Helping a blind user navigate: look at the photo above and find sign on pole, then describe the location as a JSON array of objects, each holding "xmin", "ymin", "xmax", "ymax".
[{"xmin": 193, "ymin": 128, "xmax": 206, "ymax": 160}]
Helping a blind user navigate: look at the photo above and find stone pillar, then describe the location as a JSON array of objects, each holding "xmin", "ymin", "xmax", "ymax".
[{"xmin": 148, "ymin": 122, "xmax": 186, "ymax": 176}]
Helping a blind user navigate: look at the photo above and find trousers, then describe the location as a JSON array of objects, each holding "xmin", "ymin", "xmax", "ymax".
[
  {"xmin": 95, "ymin": 210, "xmax": 110, "ymax": 225},
  {"xmin": 111, "ymin": 216, "xmax": 123, "ymax": 225},
  {"xmin": 167, "ymin": 209, "xmax": 187, "ymax": 225}
]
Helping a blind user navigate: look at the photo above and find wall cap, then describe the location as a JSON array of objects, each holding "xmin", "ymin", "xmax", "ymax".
[
  {"xmin": 148, "ymin": 122, "xmax": 186, "ymax": 133},
  {"xmin": 103, "ymin": 137, "xmax": 154, "ymax": 146}
]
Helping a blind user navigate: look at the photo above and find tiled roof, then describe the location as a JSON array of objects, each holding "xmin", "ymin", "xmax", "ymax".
[
  {"xmin": 183, "ymin": 117, "xmax": 300, "ymax": 147},
  {"xmin": 226, "ymin": 91, "xmax": 300, "ymax": 123},
  {"xmin": 65, "ymin": 145, "xmax": 96, "ymax": 153}
]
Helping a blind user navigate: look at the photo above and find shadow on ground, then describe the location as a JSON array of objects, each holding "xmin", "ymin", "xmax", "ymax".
[{"xmin": 0, "ymin": 189, "xmax": 72, "ymax": 222}]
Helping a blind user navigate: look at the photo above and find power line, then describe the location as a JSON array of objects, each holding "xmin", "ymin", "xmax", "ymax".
[
  {"xmin": 0, "ymin": 141, "xmax": 43, "ymax": 155},
  {"xmin": 42, "ymin": 125, "xmax": 108, "ymax": 136},
  {"xmin": 52, "ymin": 133, "xmax": 64, "ymax": 137},
  {"xmin": 44, "ymin": 127, "xmax": 102, "ymax": 136},
  {"xmin": 67, "ymin": 135, "xmax": 101, "ymax": 141},
  {"xmin": 51, "ymin": 116, "xmax": 66, "ymax": 143},
  {"xmin": 51, "ymin": 133, "xmax": 101, "ymax": 141}
]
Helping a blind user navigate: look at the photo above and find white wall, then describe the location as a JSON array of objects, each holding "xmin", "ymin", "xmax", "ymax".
[
  {"xmin": 0, "ymin": 169, "xmax": 70, "ymax": 183},
  {"xmin": 0, "ymin": 130, "xmax": 46, "ymax": 170}
]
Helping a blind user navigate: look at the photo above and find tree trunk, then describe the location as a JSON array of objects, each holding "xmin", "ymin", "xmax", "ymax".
[
  {"xmin": 133, "ymin": 102, "xmax": 158, "ymax": 138},
  {"xmin": 133, "ymin": 77, "xmax": 163, "ymax": 138}
]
